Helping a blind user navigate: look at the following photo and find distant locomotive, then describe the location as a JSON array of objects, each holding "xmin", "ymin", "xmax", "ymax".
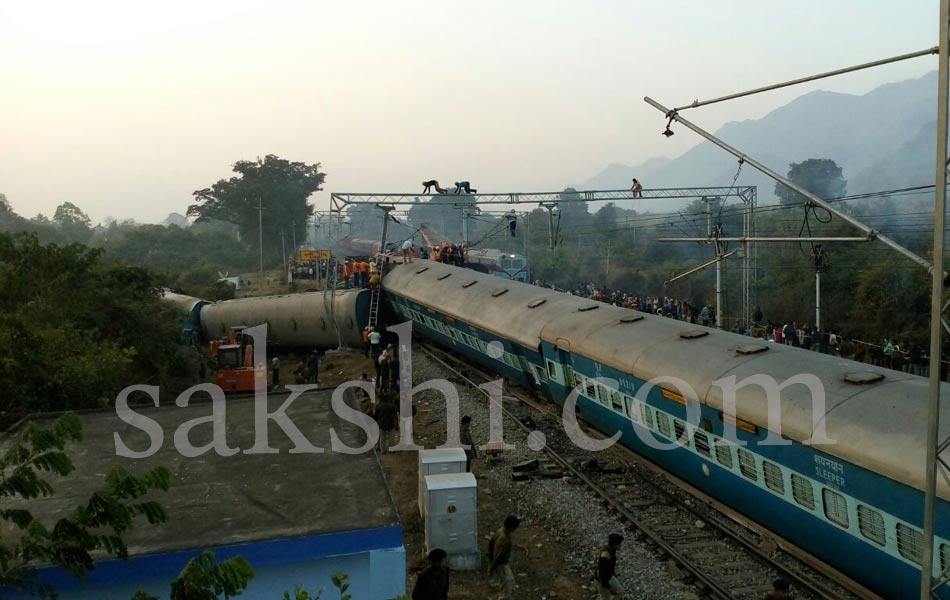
[
  {"xmin": 464, "ymin": 248, "xmax": 529, "ymax": 282},
  {"xmin": 381, "ymin": 259, "xmax": 950, "ymax": 600}
]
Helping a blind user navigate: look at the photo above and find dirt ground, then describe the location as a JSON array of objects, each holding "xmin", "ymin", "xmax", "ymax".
[{"xmin": 303, "ymin": 352, "xmax": 590, "ymax": 600}]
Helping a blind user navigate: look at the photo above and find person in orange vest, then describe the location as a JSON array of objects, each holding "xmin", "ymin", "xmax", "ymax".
[
  {"xmin": 360, "ymin": 260, "xmax": 370, "ymax": 287},
  {"xmin": 342, "ymin": 260, "xmax": 352, "ymax": 288},
  {"xmin": 432, "ymin": 246, "xmax": 441, "ymax": 262},
  {"xmin": 352, "ymin": 260, "xmax": 362, "ymax": 287}
]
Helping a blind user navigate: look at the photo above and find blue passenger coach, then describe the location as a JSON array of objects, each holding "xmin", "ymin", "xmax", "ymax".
[{"xmin": 381, "ymin": 259, "xmax": 950, "ymax": 600}]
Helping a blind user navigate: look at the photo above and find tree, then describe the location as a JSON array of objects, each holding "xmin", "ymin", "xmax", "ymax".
[
  {"xmin": 52, "ymin": 202, "xmax": 94, "ymax": 243},
  {"xmin": 0, "ymin": 414, "xmax": 170, "ymax": 596},
  {"xmin": 188, "ymin": 155, "xmax": 325, "ymax": 263},
  {"xmin": 775, "ymin": 158, "xmax": 847, "ymax": 205}
]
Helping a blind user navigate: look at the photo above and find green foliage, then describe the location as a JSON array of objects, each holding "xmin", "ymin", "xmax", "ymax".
[
  {"xmin": 283, "ymin": 584, "xmax": 322, "ymax": 600},
  {"xmin": 0, "ymin": 415, "xmax": 170, "ymax": 594},
  {"xmin": 166, "ymin": 552, "xmax": 254, "ymax": 600},
  {"xmin": 189, "ymin": 155, "xmax": 325, "ymax": 263},
  {"xmin": 775, "ymin": 158, "xmax": 847, "ymax": 205},
  {"xmin": 330, "ymin": 572, "xmax": 351, "ymax": 600},
  {"xmin": 0, "ymin": 232, "xmax": 192, "ymax": 424}
]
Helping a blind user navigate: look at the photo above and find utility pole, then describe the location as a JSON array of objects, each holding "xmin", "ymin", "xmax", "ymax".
[
  {"xmin": 541, "ymin": 202, "xmax": 556, "ymax": 250},
  {"xmin": 379, "ymin": 205, "xmax": 394, "ymax": 256},
  {"xmin": 258, "ymin": 197, "xmax": 264, "ymax": 283},
  {"xmin": 461, "ymin": 209, "xmax": 469, "ymax": 245},
  {"xmin": 921, "ymin": 1, "xmax": 950, "ymax": 596},
  {"xmin": 704, "ymin": 197, "xmax": 724, "ymax": 330},
  {"xmin": 292, "ymin": 220, "xmax": 297, "ymax": 253},
  {"xmin": 280, "ymin": 230, "xmax": 287, "ymax": 267},
  {"xmin": 605, "ymin": 240, "xmax": 611, "ymax": 281},
  {"xmin": 813, "ymin": 245, "xmax": 825, "ymax": 330}
]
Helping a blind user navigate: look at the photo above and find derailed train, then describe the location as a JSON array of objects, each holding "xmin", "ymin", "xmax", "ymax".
[
  {"xmin": 162, "ymin": 289, "xmax": 370, "ymax": 348},
  {"xmin": 380, "ymin": 259, "xmax": 950, "ymax": 599}
]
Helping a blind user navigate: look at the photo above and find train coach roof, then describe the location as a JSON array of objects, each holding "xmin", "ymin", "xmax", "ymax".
[
  {"xmin": 161, "ymin": 290, "xmax": 206, "ymax": 314},
  {"xmin": 382, "ymin": 260, "xmax": 585, "ymax": 349},
  {"xmin": 542, "ymin": 309, "xmax": 950, "ymax": 497}
]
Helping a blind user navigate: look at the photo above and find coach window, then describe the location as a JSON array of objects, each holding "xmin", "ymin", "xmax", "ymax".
[
  {"xmin": 897, "ymin": 523, "xmax": 924, "ymax": 565},
  {"xmin": 693, "ymin": 431, "xmax": 711, "ymax": 457},
  {"xmin": 941, "ymin": 543, "xmax": 950, "ymax": 575},
  {"xmin": 656, "ymin": 413, "xmax": 672, "ymax": 438},
  {"xmin": 715, "ymin": 442, "xmax": 734, "ymax": 470},
  {"xmin": 672, "ymin": 419, "xmax": 687, "ymax": 445},
  {"xmin": 857, "ymin": 505, "xmax": 886, "ymax": 547},
  {"xmin": 611, "ymin": 391, "xmax": 624, "ymax": 414},
  {"xmin": 546, "ymin": 360, "xmax": 558, "ymax": 379},
  {"xmin": 822, "ymin": 489, "xmax": 850, "ymax": 529},
  {"xmin": 585, "ymin": 380, "xmax": 596, "ymax": 399},
  {"xmin": 564, "ymin": 365, "xmax": 575, "ymax": 387},
  {"xmin": 762, "ymin": 461, "xmax": 785, "ymax": 495},
  {"xmin": 790, "ymin": 474, "xmax": 816, "ymax": 510},
  {"xmin": 640, "ymin": 404, "xmax": 655, "ymax": 429},
  {"xmin": 737, "ymin": 448, "xmax": 758, "ymax": 482}
]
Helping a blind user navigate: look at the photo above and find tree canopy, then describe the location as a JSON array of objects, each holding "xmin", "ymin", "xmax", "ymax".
[
  {"xmin": 775, "ymin": 158, "xmax": 847, "ymax": 205},
  {"xmin": 0, "ymin": 233, "xmax": 193, "ymax": 424},
  {"xmin": 188, "ymin": 155, "xmax": 325, "ymax": 262}
]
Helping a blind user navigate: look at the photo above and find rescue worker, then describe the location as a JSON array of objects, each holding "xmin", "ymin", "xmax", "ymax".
[
  {"xmin": 342, "ymin": 259, "xmax": 352, "ymax": 288},
  {"xmin": 487, "ymin": 515, "xmax": 520, "ymax": 598},
  {"xmin": 362, "ymin": 326, "xmax": 371, "ymax": 358},
  {"xmin": 454, "ymin": 180, "xmax": 477, "ymax": 194},
  {"xmin": 766, "ymin": 578, "xmax": 792, "ymax": 599},
  {"xmin": 402, "ymin": 238, "xmax": 414, "ymax": 264},
  {"xmin": 373, "ymin": 395, "xmax": 398, "ymax": 454},
  {"xmin": 369, "ymin": 327, "xmax": 383, "ymax": 365},
  {"xmin": 630, "ymin": 178, "xmax": 643, "ymax": 198},
  {"xmin": 421, "ymin": 180, "xmax": 446, "ymax": 195},
  {"xmin": 412, "ymin": 548, "xmax": 449, "ymax": 600},
  {"xmin": 506, "ymin": 209, "xmax": 517, "ymax": 237},
  {"xmin": 307, "ymin": 349, "xmax": 320, "ymax": 384},
  {"xmin": 594, "ymin": 533, "xmax": 624, "ymax": 599},
  {"xmin": 460, "ymin": 415, "xmax": 477, "ymax": 471},
  {"xmin": 293, "ymin": 358, "xmax": 307, "ymax": 384},
  {"xmin": 388, "ymin": 343, "xmax": 400, "ymax": 389},
  {"xmin": 355, "ymin": 373, "xmax": 373, "ymax": 414}
]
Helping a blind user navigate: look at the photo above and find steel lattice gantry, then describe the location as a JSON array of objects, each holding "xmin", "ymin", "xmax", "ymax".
[{"xmin": 330, "ymin": 186, "xmax": 757, "ymax": 330}]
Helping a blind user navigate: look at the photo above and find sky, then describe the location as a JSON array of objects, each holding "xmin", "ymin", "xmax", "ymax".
[{"xmin": 0, "ymin": 0, "xmax": 942, "ymax": 224}]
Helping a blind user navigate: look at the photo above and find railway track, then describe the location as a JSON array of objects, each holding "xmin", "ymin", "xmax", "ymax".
[{"xmin": 417, "ymin": 340, "xmax": 876, "ymax": 600}]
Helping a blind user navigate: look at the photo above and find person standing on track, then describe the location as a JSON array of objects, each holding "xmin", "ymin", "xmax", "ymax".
[{"xmin": 593, "ymin": 533, "xmax": 624, "ymax": 599}]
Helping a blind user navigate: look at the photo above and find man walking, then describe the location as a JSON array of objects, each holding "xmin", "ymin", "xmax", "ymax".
[
  {"xmin": 460, "ymin": 415, "xmax": 477, "ymax": 472},
  {"xmin": 488, "ymin": 515, "xmax": 520, "ymax": 599},
  {"xmin": 594, "ymin": 533, "xmax": 624, "ymax": 599},
  {"xmin": 373, "ymin": 396, "xmax": 398, "ymax": 454},
  {"xmin": 402, "ymin": 238, "xmax": 414, "ymax": 264},
  {"xmin": 412, "ymin": 549, "xmax": 449, "ymax": 600}
]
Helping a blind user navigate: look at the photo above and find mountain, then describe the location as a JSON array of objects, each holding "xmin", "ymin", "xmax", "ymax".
[{"xmin": 579, "ymin": 71, "xmax": 939, "ymax": 203}]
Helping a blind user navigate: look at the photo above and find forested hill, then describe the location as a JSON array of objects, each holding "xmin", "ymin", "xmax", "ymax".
[{"xmin": 580, "ymin": 70, "xmax": 939, "ymax": 200}]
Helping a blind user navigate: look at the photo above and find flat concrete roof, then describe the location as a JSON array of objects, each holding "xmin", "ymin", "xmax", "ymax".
[{"xmin": 5, "ymin": 390, "xmax": 400, "ymax": 557}]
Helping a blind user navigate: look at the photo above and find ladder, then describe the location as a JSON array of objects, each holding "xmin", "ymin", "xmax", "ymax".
[{"xmin": 367, "ymin": 253, "xmax": 385, "ymax": 329}]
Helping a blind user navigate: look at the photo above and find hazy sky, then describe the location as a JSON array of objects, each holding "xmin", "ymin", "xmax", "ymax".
[{"xmin": 0, "ymin": 0, "xmax": 941, "ymax": 224}]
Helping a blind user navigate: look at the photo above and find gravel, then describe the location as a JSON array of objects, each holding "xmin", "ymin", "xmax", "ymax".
[{"xmin": 411, "ymin": 349, "xmax": 700, "ymax": 600}]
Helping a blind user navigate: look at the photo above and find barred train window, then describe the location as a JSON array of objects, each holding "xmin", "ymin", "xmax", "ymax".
[
  {"xmin": 822, "ymin": 489, "xmax": 850, "ymax": 528},
  {"xmin": 941, "ymin": 543, "xmax": 950, "ymax": 574},
  {"xmin": 547, "ymin": 360, "xmax": 557, "ymax": 379},
  {"xmin": 693, "ymin": 431, "xmax": 711, "ymax": 457},
  {"xmin": 791, "ymin": 474, "xmax": 816, "ymax": 510},
  {"xmin": 572, "ymin": 370, "xmax": 583, "ymax": 389},
  {"xmin": 762, "ymin": 461, "xmax": 785, "ymax": 494},
  {"xmin": 565, "ymin": 365, "xmax": 575, "ymax": 387},
  {"xmin": 641, "ymin": 404, "xmax": 655, "ymax": 429},
  {"xmin": 857, "ymin": 505, "xmax": 886, "ymax": 546},
  {"xmin": 673, "ymin": 420, "xmax": 687, "ymax": 445},
  {"xmin": 715, "ymin": 442, "xmax": 734, "ymax": 469},
  {"xmin": 625, "ymin": 396, "xmax": 638, "ymax": 422},
  {"xmin": 585, "ymin": 381, "xmax": 596, "ymax": 398},
  {"xmin": 656, "ymin": 413, "xmax": 672, "ymax": 438},
  {"xmin": 611, "ymin": 392, "xmax": 624, "ymax": 413},
  {"xmin": 737, "ymin": 448, "xmax": 758, "ymax": 482},
  {"xmin": 897, "ymin": 523, "xmax": 924, "ymax": 565}
]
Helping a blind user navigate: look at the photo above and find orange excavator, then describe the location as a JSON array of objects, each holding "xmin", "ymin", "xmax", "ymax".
[{"xmin": 208, "ymin": 326, "xmax": 262, "ymax": 392}]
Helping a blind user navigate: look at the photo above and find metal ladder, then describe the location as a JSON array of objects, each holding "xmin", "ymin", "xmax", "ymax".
[{"xmin": 367, "ymin": 254, "xmax": 384, "ymax": 329}]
